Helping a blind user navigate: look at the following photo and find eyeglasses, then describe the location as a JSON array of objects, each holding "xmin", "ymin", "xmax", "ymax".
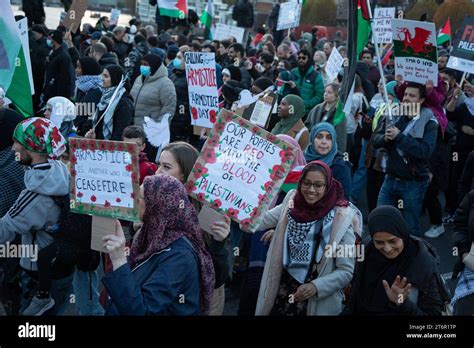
[
  {"xmin": 301, "ymin": 180, "xmax": 326, "ymax": 191},
  {"xmin": 298, "ymin": 56, "xmax": 308, "ymax": 60}
]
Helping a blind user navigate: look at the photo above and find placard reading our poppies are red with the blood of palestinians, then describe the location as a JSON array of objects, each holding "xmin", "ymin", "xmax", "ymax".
[
  {"xmin": 68, "ymin": 138, "xmax": 140, "ymax": 222},
  {"xmin": 185, "ymin": 52, "xmax": 219, "ymax": 129},
  {"xmin": 185, "ymin": 110, "xmax": 297, "ymax": 232}
]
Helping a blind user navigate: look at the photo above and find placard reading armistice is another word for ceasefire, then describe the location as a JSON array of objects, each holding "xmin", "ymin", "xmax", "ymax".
[{"xmin": 68, "ymin": 138, "xmax": 140, "ymax": 222}]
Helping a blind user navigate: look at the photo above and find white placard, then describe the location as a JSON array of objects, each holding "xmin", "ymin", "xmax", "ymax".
[
  {"xmin": 213, "ymin": 23, "xmax": 245, "ymax": 44},
  {"xmin": 185, "ymin": 52, "xmax": 219, "ymax": 128},
  {"xmin": 325, "ymin": 47, "xmax": 344, "ymax": 83},
  {"xmin": 277, "ymin": 1, "xmax": 302, "ymax": 31},
  {"xmin": 373, "ymin": 7, "xmax": 395, "ymax": 44}
]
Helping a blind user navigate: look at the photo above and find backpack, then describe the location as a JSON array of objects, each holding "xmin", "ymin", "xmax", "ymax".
[{"xmin": 51, "ymin": 195, "xmax": 100, "ymax": 272}]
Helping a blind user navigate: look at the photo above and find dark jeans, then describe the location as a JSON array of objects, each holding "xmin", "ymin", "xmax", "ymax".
[
  {"xmin": 377, "ymin": 175, "xmax": 429, "ymax": 236},
  {"xmin": 423, "ymin": 181, "xmax": 443, "ymax": 225},
  {"xmin": 367, "ymin": 168, "xmax": 385, "ymax": 213},
  {"xmin": 445, "ymin": 151, "xmax": 469, "ymax": 213}
]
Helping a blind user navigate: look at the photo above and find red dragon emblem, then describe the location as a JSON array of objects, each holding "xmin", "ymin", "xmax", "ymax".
[{"xmin": 396, "ymin": 27, "xmax": 434, "ymax": 55}]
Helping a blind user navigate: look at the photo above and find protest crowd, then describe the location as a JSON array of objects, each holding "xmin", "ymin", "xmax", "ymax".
[{"xmin": 0, "ymin": 0, "xmax": 473, "ymax": 318}]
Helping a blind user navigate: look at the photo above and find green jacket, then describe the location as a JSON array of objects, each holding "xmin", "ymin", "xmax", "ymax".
[{"xmin": 292, "ymin": 66, "xmax": 324, "ymax": 115}]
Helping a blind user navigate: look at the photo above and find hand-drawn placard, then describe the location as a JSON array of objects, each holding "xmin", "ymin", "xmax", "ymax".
[
  {"xmin": 69, "ymin": 138, "xmax": 140, "ymax": 222},
  {"xmin": 373, "ymin": 7, "xmax": 395, "ymax": 44},
  {"xmin": 185, "ymin": 52, "xmax": 219, "ymax": 129},
  {"xmin": 391, "ymin": 19, "xmax": 438, "ymax": 86},
  {"xmin": 184, "ymin": 110, "xmax": 297, "ymax": 232},
  {"xmin": 277, "ymin": 0, "xmax": 302, "ymax": 31}
]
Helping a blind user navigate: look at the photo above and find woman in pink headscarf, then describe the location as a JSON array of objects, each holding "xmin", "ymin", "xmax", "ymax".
[{"xmin": 238, "ymin": 134, "xmax": 306, "ymax": 315}]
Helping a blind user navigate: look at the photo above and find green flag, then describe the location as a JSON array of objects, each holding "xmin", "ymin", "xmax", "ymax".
[
  {"xmin": 200, "ymin": 0, "xmax": 215, "ymax": 40},
  {"xmin": 0, "ymin": 3, "xmax": 33, "ymax": 116}
]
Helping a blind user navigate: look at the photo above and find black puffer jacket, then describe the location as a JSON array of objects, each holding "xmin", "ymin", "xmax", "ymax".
[{"xmin": 74, "ymin": 87, "xmax": 102, "ymax": 136}]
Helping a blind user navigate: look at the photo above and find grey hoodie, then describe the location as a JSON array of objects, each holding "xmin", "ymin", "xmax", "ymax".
[{"xmin": 0, "ymin": 160, "xmax": 69, "ymax": 271}]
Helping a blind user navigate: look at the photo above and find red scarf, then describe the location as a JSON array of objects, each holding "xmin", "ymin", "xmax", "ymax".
[{"xmin": 290, "ymin": 161, "xmax": 348, "ymax": 223}]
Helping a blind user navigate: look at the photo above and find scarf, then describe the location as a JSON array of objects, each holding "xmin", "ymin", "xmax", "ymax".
[
  {"xmin": 94, "ymin": 83, "xmax": 126, "ymax": 140},
  {"xmin": 465, "ymin": 97, "xmax": 474, "ymax": 116},
  {"xmin": 290, "ymin": 160, "xmax": 348, "ymax": 223},
  {"xmin": 283, "ymin": 215, "xmax": 324, "ymax": 283},
  {"xmin": 349, "ymin": 206, "xmax": 420, "ymax": 314},
  {"xmin": 13, "ymin": 117, "xmax": 66, "ymax": 159},
  {"xmin": 396, "ymin": 107, "xmax": 438, "ymax": 159},
  {"xmin": 75, "ymin": 75, "xmax": 102, "ymax": 93},
  {"xmin": 304, "ymin": 122, "xmax": 338, "ymax": 165},
  {"xmin": 271, "ymin": 94, "xmax": 305, "ymax": 135},
  {"xmin": 130, "ymin": 175, "xmax": 215, "ymax": 314}
]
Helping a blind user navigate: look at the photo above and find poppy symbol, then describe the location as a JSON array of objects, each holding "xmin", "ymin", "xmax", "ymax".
[{"xmin": 191, "ymin": 107, "xmax": 198, "ymax": 120}]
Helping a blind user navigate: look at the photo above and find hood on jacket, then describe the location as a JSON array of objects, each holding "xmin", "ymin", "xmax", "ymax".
[
  {"xmin": 145, "ymin": 63, "xmax": 168, "ymax": 83},
  {"xmin": 25, "ymin": 160, "xmax": 70, "ymax": 196}
]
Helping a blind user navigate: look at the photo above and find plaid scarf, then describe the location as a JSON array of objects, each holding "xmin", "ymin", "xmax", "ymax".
[
  {"xmin": 75, "ymin": 75, "xmax": 102, "ymax": 93},
  {"xmin": 451, "ymin": 267, "xmax": 474, "ymax": 307}
]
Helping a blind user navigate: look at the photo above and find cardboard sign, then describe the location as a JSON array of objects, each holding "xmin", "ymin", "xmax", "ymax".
[
  {"xmin": 69, "ymin": 138, "xmax": 140, "ymax": 222},
  {"xmin": 16, "ymin": 18, "xmax": 34, "ymax": 95},
  {"xmin": 325, "ymin": 47, "xmax": 344, "ymax": 83},
  {"xmin": 90, "ymin": 216, "xmax": 116, "ymax": 253},
  {"xmin": 62, "ymin": 0, "xmax": 88, "ymax": 33},
  {"xmin": 277, "ymin": 0, "xmax": 302, "ymax": 31},
  {"xmin": 447, "ymin": 16, "xmax": 474, "ymax": 74},
  {"xmin": 198, "ymin": 205, "xmax": 226, "ymax": 235},
  {"xmin": 185, "ymin": 52, "xmax": 219, "ymax": 129},
  {"xmin": 237, "ymin": 91, "xmax": 277, "ymax": 129},
  {"xmin": 373, "ymin": 7, "xmax": 395, "ymax": 44},
  {"xmin": 184, "ymin": 110, "xmax": 297, "ymax": 232},
  {"xmin": 391, "ymin": 19, "xmax": 438, "ymax": 86},
  {"xmin": 110, "ymin": 9, "xmax": 121, "ymax": 26},
  {"xmin": 213, "ymin": 24, "xmax": 245, "ymax": 44}
]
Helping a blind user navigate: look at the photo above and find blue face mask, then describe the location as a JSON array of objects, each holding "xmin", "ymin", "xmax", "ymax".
[
  {"xmin": 140, "ymin": 65, "xmax": 151, "ymax": 77},
  {"xmin": 46, "ymin": 39, "xmax": 53, "ymax": 48},
  {"xmin": 172, "ymin": 58, "xmax": 182, "ymax": 69}
]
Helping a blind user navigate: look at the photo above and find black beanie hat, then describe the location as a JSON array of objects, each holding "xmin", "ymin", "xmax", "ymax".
[
  {"xmin": 253, "ymin": 77, "xmax": 274, "ymax": 92},
  {"xmin": 0, "ymin": 109, "xmax": 23, "ymax": 151},
  {"xmin": 142, "ymin": 54, "xmax": 162, "ymax": 76},
  {"xmin": 104, "ymin": 64, "xmax": 124, "ymax": 87},
  {"xmin": 50, "ymin": 30, "xmax": 63, "ymax": 45},
  {"xmin": 78, "ymin": 57, "xmax": 100, "ymax": 76}
]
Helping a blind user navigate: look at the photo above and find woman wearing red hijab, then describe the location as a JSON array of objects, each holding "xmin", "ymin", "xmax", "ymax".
[{"xmin": 254, "ymin": 161, "xmax": 362, "ymax": 316}]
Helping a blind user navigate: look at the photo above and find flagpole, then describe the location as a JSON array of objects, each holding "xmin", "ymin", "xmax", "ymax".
[{"xmin": 367, "ymin": 0, "xmax": 393, "ymax": 121}]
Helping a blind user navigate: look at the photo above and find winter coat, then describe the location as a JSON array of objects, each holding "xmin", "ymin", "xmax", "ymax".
[
  {"xmin": 103, "ymin": 237, "xmax": 201, "ymax": 315},
  {"xmin": 255, "ymin": 190, "xmax": 362, "ymax": 315},
  {"xmin": 74, "ymin": 87, "xmax": 102, "ymax": 136},
  {"xmin": 42, "ymin": 46, "xmax": 75, "ymax": 101},
  {"xmin": 112, "ymin": 37, "xmax": 132, "ymax": 66},
  {"xmin": 95, "ymin": 93, "xmax": 134, "ymax": 141},
  {"xmin": 292, "ymin": 66, "xmax": 325, "ymax": 115},
  {"xmin": 130, "ymin": 64, "xmax": 177, "ymax": 127}
]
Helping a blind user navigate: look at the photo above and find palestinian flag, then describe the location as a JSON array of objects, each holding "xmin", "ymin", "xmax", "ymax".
[
  {"xmin": 437, "ymin": 17, "xmax": 451, "ymax": 45},
  {"xmin": 280, "ymin": 166, "xmax": 305, "ymax": 193},
  {"xmin": 334, "ymin": 0, "xmax": 371, "ymax": 127},
  {"xmin": 158, "ymin": 0, "xmax": 187, "ymax": 19},
  {"xmin": 0, "ymin": 2, "xmax": 33, "ymax": 117},
  {"xmin": 200, "ymin": 0, "xmax": 215, "ymax": 40}
]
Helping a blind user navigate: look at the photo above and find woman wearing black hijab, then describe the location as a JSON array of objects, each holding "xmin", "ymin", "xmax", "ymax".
[
  {"xmin": 88, "ymin": 64, "xmax": 134, "ymax": 141},
  {"xmin": 346, "ymin": 205, "xmax": 446, "ymax": 315}
]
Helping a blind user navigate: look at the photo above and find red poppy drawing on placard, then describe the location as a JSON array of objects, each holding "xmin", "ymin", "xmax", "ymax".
[{"xmin": 191, "ymin": 107, "xmax": 198, "ymax": 120}]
